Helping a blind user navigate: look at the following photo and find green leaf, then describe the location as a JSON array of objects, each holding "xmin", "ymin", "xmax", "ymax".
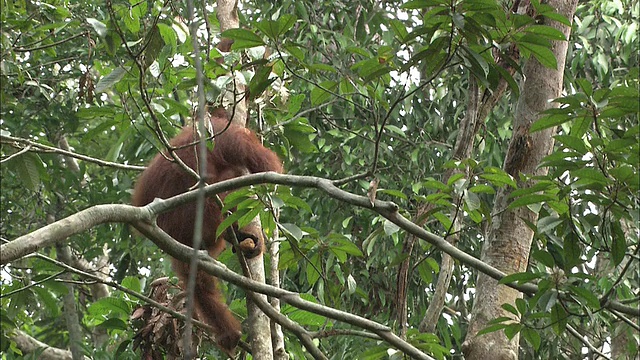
[
  {"xmin": 249, "ymin": 65, "xmax": 276, "ymax": 99},
  {"xmin": 563, "ymin": 233, "xmax": 582, "ymax": 269},
  {"xmin": 383, "ymin": 219, "xmax": 400, "ymax": 236},
  {"xmin": 281, "ymin": 223, "xmax": 303, "ymax": 241},
  {"xmin": 499, "ymin": 272, "xmax": 540, "ymax": 285},
  {"xmin": 469, "ymin": 184, "xmax": 495, "ymax": 194},
  {"xmin": 106, "ymin": 126, "xmax": 130, "ymax": 162},
  {"xmin": 87, "ymin": 18, "xmax": 107, "ymax": 37},
  {"xmin": 522, "ymin": 327, "xmax": 542, "ymax": 350},
  {"xmin": 32, "ymin": 287, "xmax": 60, "ymax": 317},
  {"xmin": 504, "ymin": 323, "xmax": 523, "ymax": 339},
  {"xmin": 571, "ymin": 168, "xmax": 609, "ymax": 185},
  {"xmin": 221, "ymin": 28, "xmax": 265, "ymax": 50},
  {"xmin": 515, "ymin": 298, "xmax": 528, "ymax": 315},
  {"xmin": 532, "ymin": 250, "xmax": 555, "ymax": 268},
  {"xmin": 216, "ymin": 208, "xmax": 250, "ymax": 238},
  {"xmin": 424, "ymin": 179, "xmax": 449, "ymax": 191},
  {"xmin": 123, "ymin": 6, "xmax": 140, "ymax": 33},
  {"xmin": 9, "ymin": 152, "xmax": 44, "ymax": 191},
  {"xmin": 310, "ymin": 80, "xmax": 337, "ymax": 106},
  {"xmin": 569, "ymin": 115, "xmax": 592, "ymax": 138},
  {"xmin": 287, "ymin": 94, "xmax": 305, "ymax": 115},
  {"xmin": 502, "ymin": 303, "xmax": 518, "ymax": 316},
  {"xmin": 389, "ymin": 19, "xmax": 409, "ymax": 42},
  {"xmin": 568, "ymin": 285, "xmax": 600, "ymax": 310},
  {"xmin": 121, "ymin": 276, "xmax": 141, "ymax": 293},
  {"xmin": 284, "ymin": 122, "xmax": 318, "ymax": 153},
  {"xmin": 433, "ymin": 212, "xmax": 452, "ymax": 230},
  {"xmin": 378, "ymin": 189, "xmax": 408, "ymax": 200},
  {"xmin": 426, "ymin": 257, "xmax": 440, "ymax": 273},
  {"xmin": 284, "ymin": 44, "xmax": 305, "ymax": 61},
  {"xmin": 88, "ymin": 297, "xmax": 131, "ymax": 316},
  {"xmin": 477, "ymin": 323, "xmax": 508, "ymax": 336},
  {"xmin": 417, "ymin": 259, "xmax": 433, "ymax": 284},
  {"xmin": 550, "ymin": 304, "xmax": 568, "ymax": 334},
  {"xmin": 97, "ymin": 318, "xmax": 128, "ymax": 331},
  {"xmin": 237, "ymin": 206, "xmax": 262, "ymax": 229},
  {"xmin": 525, "ymin": 25, "xmax": 567, "ymax": 41},
  {"xmin": 604, "ymin": 138, "xmax": 637, "ymax": 154},
  {"xmin": 554, "ymin": 135, "xmax": 588, "ymax": 154},
  {"xmin": 531, "ymin": 113, "xmax": 572, "ymax": 132},
  {"xmin": 95, "ymin": 66, "xmax": 127, "ymax": 93},
  {"xmin": 540, "ymin": 11, "xmax": 571, "ymax": 27},
  {"xmin": 103, "ymin": 31, "xmax": 119, "ymax": 58},
  {"xmin": 308, "ymin": 63, "xmax": 338, "ymax": 73},
  {"xmin": 331, "ymin": 238, "xmax": 363, "ymax": 257},
  {"xmin": 609, "ymin": 165, "xmax": 636, "ymax": 182},
  {"xmin": 463, "ymin": 190, "xmax": 481, "ymax": 211},
  {"xmin": 480, "ymin": 173, "xmax": 517, "ymax": 188},
  {"xmin": 306, "ymin": 254, "xmax": 321, "ymax": 286},
  {"xmin": 519, "ymin": 42, "xmax": 557, "ymax": 69},
  {"xmin": 401, "ymin": 0, "xmax": 448, "ymax": 9},
  {"xmin": 610, "ymin": 222, "xmax": 626, "ymax": 266},
  {"xmin": 447, "ymin": 172, "xmax": 465, "ymax": 186},
  {"xmin": 508, "ymin": 194, "xmax": 556, "ymax": 209},
  {"xmin": 157, "ymin": 23, "xmax": 177, "ymax": 52},
  {"xmin": 255, "ymin": 14, "xmax": 296, "ymax": 40},
  {"xmin": 462, "ymin": 46, "xmax": 490, "ymax": 77},
  {"xmin": 537, "ymin": 216, "xmax": 563, "ymax": 233}
]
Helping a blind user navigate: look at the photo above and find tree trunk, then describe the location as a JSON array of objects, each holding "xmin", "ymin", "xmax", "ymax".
[
  {"xmin": 269, "ymin": 212, "xmax": 289, "ymax": 360},
  {"xmin": 8, "ymin": 329, "xmax": 82, "ymax": 360},
  {"xmin": 56, "ymin": 243, "xmax": 85, "ymax": 360},
  {"xmin": 217, "ymin": 0, "xmax": 248, "ymax": 125},
  {"xmin": 217, "ymin": 1, "xmax": 273, "ymax": 359},
  {"xmin": 462, "ymin": 1, "xmax": 579, "ymax": 359}
]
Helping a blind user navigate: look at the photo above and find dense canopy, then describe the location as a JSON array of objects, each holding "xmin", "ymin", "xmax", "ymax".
[{"xmin": 1, "ymin": 0, "xmax": 638, "ymax": 359}]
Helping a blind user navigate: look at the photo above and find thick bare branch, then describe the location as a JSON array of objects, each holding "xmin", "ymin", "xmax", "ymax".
[
  {"xmin": 7, "ymin": 329, "xmax": 89, "ymax": 360},
  {"xmin": 2, "ymin": 172, "xmax": 637, "ymax": 320}
]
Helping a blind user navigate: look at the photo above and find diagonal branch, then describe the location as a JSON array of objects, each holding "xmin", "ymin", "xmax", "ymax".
[{"xmin": 1, "ymin": 172, "xmax": 638, "ymax": 319}]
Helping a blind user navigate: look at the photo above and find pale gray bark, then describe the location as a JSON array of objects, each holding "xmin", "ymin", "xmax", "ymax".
[
  {"xmin": 216, "ymin": 1, "xmax": 271, "ymax": 358},
  {"xmin": 56, "ymin": 244, "xmax": 85, "ymax": 360},
  {"xmin": 7, "ymin": 329, "xmax": 89, "ymax": 360},
  {"xmin": 3, "ymin": 172, "xmax": 638, "ymax": 319},
  {"xmin": 217, "ymin": 0, "xmax": 248, "ymax": 126},
  {"xmin": 58, "ymin": 136, "xmax": 111, "ymax": 347},
  {"xmin": 269, "ymin": 213, "xmax": 289, "ymax": 360},
  {"xmin": 462, "ymin": 1, "xmax": 579, "ymax": 359}
]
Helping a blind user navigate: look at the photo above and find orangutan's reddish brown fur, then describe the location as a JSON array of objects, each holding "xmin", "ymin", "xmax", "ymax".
[{"xmin": 132, "ymin": 110, "xmax": 283, "ymax": 352}]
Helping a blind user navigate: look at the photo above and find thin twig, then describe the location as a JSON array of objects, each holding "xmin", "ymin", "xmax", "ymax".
[
  {"xmin": 566, "ymin": 324, "xmax": 610, "ymax": 360},
  {"xmin": 13, "ymin": 31, "xmax": 88, "ymax": 52},
  {"xmin": 1, "ymin": 144, "xmax": 32, "ymax": 163},
  {"xmin": 1, "ymin": 135, "xmax": 145, "ymax": 170}
]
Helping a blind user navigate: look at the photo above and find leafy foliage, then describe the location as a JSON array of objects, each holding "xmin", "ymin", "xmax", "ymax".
[{"xmin": 1, "ymin": 0, "xmax": 638, "ymax": 359}]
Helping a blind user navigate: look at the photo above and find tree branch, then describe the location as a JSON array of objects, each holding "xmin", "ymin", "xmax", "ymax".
[
  {"xmin": 7, "ymin": 329, "xmax": 88, "ymax": 360},
  {"xmin": 132, "ymin": 221, "xmax": 435, "ymax": 360},
  {"xmin": 1, "ymin": 134, "xmax": 146, "ymax": 171},
  {"xmin": 2, "ymin": 172, "xmax": 638, "ymax": 319}
]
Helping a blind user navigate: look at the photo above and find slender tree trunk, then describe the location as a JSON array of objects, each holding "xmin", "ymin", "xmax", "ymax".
[
  {"xmin": 59, "ymin": 136, "xmax": 111, "ymax": 347},
  {"xmin": 51, "ymin": 135, "xmax": 93, "ymax": 358},
  {"xmin": 419, "ymin": 79, "xmax": 481, "ymax": 333},
  {"xmin": 56, "ymin": 243, "xmax": 85, "ymax": 360},
  {"xmin": 462, "ymin": 1, "xmax": 579, "ymax": 359},
  {"xmin": 400, "ymin": 43, "xmax": 520, "ymax": 336},
  {"xmin": 8, "ymin": 330, "xmax": 79, "ymax": 360},
  {"xmin": 217, "ymin": 1, "xmax": 273, "ymax": 358},
  {"xmin": 599, "ymin": 220, "xmax": 640, "ymax": 360},
  {"xmin": 269, "ymin": 212, "xmax": 289, "ymax": 360}
]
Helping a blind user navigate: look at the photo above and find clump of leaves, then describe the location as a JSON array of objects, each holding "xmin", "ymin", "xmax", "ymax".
[{"xmin": 131, "ymin": 277, "xmax": 203, "ymax": 360}]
